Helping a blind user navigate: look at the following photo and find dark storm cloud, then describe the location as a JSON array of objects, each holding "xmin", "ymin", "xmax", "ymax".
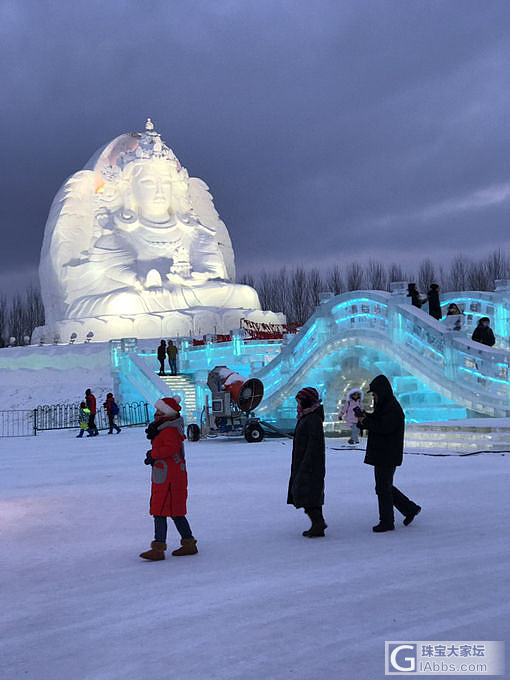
[{"xmin": 2, "ymin": 0, "xmax": 510, "ymax": 293}]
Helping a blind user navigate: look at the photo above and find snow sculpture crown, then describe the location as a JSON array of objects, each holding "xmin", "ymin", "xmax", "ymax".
[{"xmin": 97, "ymin": 118, "xmax": 181, "ymax": 186}]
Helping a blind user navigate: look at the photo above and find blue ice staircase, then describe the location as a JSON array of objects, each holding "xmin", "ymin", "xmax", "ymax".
[{"xmin": 159, "ymin": 374, "xmax": 197, "ymax": 418}]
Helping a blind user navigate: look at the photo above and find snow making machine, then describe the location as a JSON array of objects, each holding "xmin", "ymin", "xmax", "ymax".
[{"xmin": 187, "ymin": 366, "xmax": 266, "ymax": 443}]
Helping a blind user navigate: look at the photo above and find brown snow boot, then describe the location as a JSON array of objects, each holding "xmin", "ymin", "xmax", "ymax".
[
  {"xmin": 172, "ymin": 537, "xmax": 198, "ymax": 556},
  {"xmin": 139, "ymin": 541, "xmax": 167, "ymax": 561}
]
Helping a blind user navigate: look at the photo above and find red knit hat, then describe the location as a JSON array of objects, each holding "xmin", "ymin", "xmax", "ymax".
[
  {"xmin": 154, "ymin": 395, "xmax": 182, "ymax": 416},
  {"xmin": 296, "ymin": 387, "xmax": 320, "ymax": 404}
]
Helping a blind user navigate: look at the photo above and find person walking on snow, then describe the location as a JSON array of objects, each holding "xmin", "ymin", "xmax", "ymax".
[
  {"xmin": 103, "ymin": 393, "xmax": 121, "ymax": 434},
  {"xmin": 85, "ymin": 388, "xmax": 99, "ymax": 436},
  {"xmin": 139, "ymin": 396, "xmax": 198, "ymax": 561},
  {"xmin": 76, "ymin": 401, "xmax": 91, "ymax": 438},
  {"xmin": 357, "ymin": 375, "xmax": 421, "ymax": 533},
  {"xmin": 338, "ymin": 388, "xmax": 364, "ymax": 444},
  {"xmin": 287, "ymin": 387, "xmax": 327, "ymax": 538},
  {"xmin": 157, "ymin": 340, "xmax": 167, "ymax": 376},
  {"xmin": 166, "ymin": 340, "xmax": 178, "ymax": 375}
]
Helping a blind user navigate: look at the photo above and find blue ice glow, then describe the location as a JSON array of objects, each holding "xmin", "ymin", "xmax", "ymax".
[{"xmin": 112, "ymin": 288, "xmax": 510, "ymax": 426}]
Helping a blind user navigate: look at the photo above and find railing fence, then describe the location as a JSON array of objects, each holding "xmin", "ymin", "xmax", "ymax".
[{"xmin": 0, "ymin": 401, "xmax": 151, "ymax": 437}]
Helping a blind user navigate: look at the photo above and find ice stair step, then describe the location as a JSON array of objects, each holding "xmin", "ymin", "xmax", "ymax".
[{"xmin": 157, "ymin": 374, "xmax": 197, "ymax": 411}]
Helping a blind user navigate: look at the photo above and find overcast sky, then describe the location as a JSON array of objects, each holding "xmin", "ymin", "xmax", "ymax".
[{"xmin": 2, "ymin": 0, "xmax": 510, "ymax": 294}]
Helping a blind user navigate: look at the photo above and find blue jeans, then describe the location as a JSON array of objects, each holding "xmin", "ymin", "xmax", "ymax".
[{"xmin": 154, "ymin": 515, "xmax": 192, "ymax": 542}]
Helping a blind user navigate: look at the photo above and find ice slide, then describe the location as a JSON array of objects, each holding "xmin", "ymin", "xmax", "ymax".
[{"xmin": 253, "ymin": 288, "xmax": 510, "ymax": 430}]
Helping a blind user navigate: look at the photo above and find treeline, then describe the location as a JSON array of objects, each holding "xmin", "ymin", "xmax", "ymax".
[
  {"xmin": 0, "ymin": 285, "xmax": 45, "ymax": 346},
  {"xmin": 2, "ymin": 250, "xmax": 509, "ymax": 341},
  {"xmin": 239, "ymin": 251, "xmax": 510, "ymax": 325}
]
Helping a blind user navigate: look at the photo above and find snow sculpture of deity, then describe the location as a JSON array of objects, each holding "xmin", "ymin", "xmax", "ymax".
[{"xmin": 35, "ymin": 119, "xmax": 283, "ymax": 341}]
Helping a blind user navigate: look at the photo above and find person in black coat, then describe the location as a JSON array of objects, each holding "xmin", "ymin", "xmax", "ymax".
[
  {"xmin": 287, "ymin": 386, "xmax": 327, "ymax": 538},
  {"xmin": 471, "ymin": 317, "xmax": 495, "ymax": 347},
  {"xmin": 407, "ymin": 283, "xmax": 425, "ymax": 308},
  {"xmin": 157, "ymin": 340, "xmax": 167, "ymax": 376},
  {"xmin": 358, "ymin": 375, "xmax": 421, "ymax": 532},
  {"xmin": 427, "ymin": 283, "xmax": 442, "ymax": 320}
]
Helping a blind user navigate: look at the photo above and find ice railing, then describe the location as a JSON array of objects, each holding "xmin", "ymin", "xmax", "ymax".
[{"xmin": 255, "ymin": 289, "xmax": 510, "ymax": 416}]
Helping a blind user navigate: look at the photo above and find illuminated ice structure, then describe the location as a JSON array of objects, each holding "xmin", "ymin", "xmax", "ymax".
[
  {"xmin": 34, "ymin": 119, "xmax": 283, "ymax": 343},
  {"xmin": 112, "ymin": 282, "xmax": 510, "ymax": 432}
]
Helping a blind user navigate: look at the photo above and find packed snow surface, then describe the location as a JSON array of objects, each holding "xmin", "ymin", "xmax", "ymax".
[{"xmin": 1, "ymin": 430, "xmax": 509, "ymax": 679}]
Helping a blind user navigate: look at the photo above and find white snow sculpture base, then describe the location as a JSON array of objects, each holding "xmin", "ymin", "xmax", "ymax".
[{"xmin": 32, "ymin": 308, "xmax": 285, "ymax": 344}]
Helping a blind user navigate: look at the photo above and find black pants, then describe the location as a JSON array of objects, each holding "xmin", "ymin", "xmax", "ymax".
[
  {"xmin": 374, "ymin": 465, "xmax": 418, "ymax": 527},
  {"xmin": 108, "ymin": 415, "xmax": 120, "ymax": 434},
  {"xmin": 154, "ymin": 515, "xmax": 192, "ymax": 542},
  {"xmin": 88, "ymin": 413, "xmax": 98, "ymax": 435},
  {"xmin": 158, "ymin": 358, "xmax": 165, "ymax": 375}
]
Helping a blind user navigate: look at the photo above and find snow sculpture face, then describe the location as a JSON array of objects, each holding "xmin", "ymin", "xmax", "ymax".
[{"xmin": 130, "ymin": 162, "xmax": 174, "ymax": 221}]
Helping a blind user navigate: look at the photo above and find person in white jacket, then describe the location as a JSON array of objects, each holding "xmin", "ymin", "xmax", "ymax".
[{"xmin": 338, "ymin": 388, "xmax": 364, "ymax": 444}]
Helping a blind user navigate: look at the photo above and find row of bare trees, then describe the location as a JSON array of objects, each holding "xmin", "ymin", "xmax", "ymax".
[
  {"xmin": 0, "ymin": 285, "xmax": 45, "ymax": 346},
  {"xmin": 2, "ymin": 250, "xmax": 509, "ymax": 340},
  {"xmin": 239, "ymin": 250, "xmax": 510, "ymax": 325}
]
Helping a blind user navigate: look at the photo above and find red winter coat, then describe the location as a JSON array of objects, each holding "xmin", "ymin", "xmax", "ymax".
[
  {"xmin": 104, "ymin": 396, "xmax": 115, "ymax": 416},
  {"xmin": 86, "ymin": 393, "xmax": 96, "ymax": 415},
  {"xmin": 149, "ymin": 422, "xmax": 187, "ymax": 517}
]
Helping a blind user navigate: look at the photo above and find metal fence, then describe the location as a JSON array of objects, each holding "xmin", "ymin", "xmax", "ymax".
[
  {"xmin": 0, "ymin": 401, "xmax": 151, "ymax": 437},
  {"xmin": 0, "ymin": 410, "xmax": 35, "ymax": 437}
]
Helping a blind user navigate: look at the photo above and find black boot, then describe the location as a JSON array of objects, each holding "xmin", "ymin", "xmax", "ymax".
[
  {"xmin": 303, "ymin": 508, "xmax": 327, "ymax": 537},
  {"xmin": 372, "ymin": 523, "xmax": 395, "ymax": 533},
  {"xmin": 374, "ymin": 493, "xmax": 394, "ymax": 532},
  {"xmin": 403, "ymin": 505, "xmax": 421, "ymax": 526}
]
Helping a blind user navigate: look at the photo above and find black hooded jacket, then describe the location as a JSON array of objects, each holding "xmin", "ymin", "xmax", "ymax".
[
  {"xmin": 363, "ymin": 375, "xmax": 405, "ymax": 467},
  {"xmin": 471, "ymin": 323, "xmax": 495, "ymax": 347}
]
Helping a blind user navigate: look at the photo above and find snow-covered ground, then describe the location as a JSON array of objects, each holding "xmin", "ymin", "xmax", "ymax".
[
  {"xmin": 0, "ymin": 343, "xmax": 113, "ymax": 410},
  {"xmin": 1, "ymin": 429, "xmax": 508, "ymax": 679}
]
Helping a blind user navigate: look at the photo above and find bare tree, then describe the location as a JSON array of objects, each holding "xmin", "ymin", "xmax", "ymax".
[
  {"xmin": 366, "ymin": 260, "xmax": 387, "ymax": 290},
  {"xmin": 449, "ymin": 254, "xmax": 470, "ymax": 291},
  {"xmin": 24, "ymin": 284, "xmax": 45, "ymax": 342},
  {"xmin": 7, "ymin": 293, "xmax": 25, "ymax": 344},
  {"xmin": 346, "ymin": 262, "xmax": 365, "ymax": 291},
  {"xmin": 289, "ymin": 266, "xmax": 310, "ymax": 324},
  {"xmin": 325, "ymin": 264, "xmax": 344, "ymax": 294},
  {"xmin": 387, "ymin": 263, "xmax": 407, "ymax": 286},
  {"xmin": 418, "ymin": 258, "xmax": 436, "ymax": 294},
  {"xmin": 486, "ymin": 249, "xmax": 510, "ymax": 288},
  {"xmin": 307, "ymin": 268, "xmax": 323, "ymax": 308},
  {"xmin": 238, "ymin": 272, "xmax": 255, "ymax": 288},
  {"xmin": 467, "ymin": 260, "xmax": 491, "ymax": 291},
  {"xmin": 0, "ymin": 294, "xmax": 7, "ymax": 346}
]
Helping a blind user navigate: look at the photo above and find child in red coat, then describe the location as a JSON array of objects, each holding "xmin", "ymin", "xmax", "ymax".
[{"xmin": 139, "ymin": 396, "xmax": 198, "ymax": 561}]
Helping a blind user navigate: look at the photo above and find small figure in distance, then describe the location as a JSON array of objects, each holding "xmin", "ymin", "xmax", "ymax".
[
  {"xmin": 338, "ymin": 388, "xmax": 364, "ymax": 445},
  {"xmin": 157, "ymin": 339, "xmax": 167, "ymax": 376},
  {"xmin": 407, "ymin": 283, "xmax": 426, "ymax": 309},
  {"xmin": 166, "ymin": 339, "xmax": 178, "ymax": 375},
  {"xmin": 104, "ymin": 392, "xmax": 121, "ymax": 434},
  {"xmin": 427, "ymin": 283, "xmax": 442, "ymax": 320},
  {"xmin": 85, "ymin": 388, "xmax": 99, "ymax": 436},
  {"xmin": 76, "ymin": 401, "xmax": 91, "ymax": 438},
  {"xmin": 445, "ymin": 303, "xmax": 464, "ymax": 331},
  {"xmin": 471, "ymin": 317, "xmax": 495, "ymax": 347}
]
